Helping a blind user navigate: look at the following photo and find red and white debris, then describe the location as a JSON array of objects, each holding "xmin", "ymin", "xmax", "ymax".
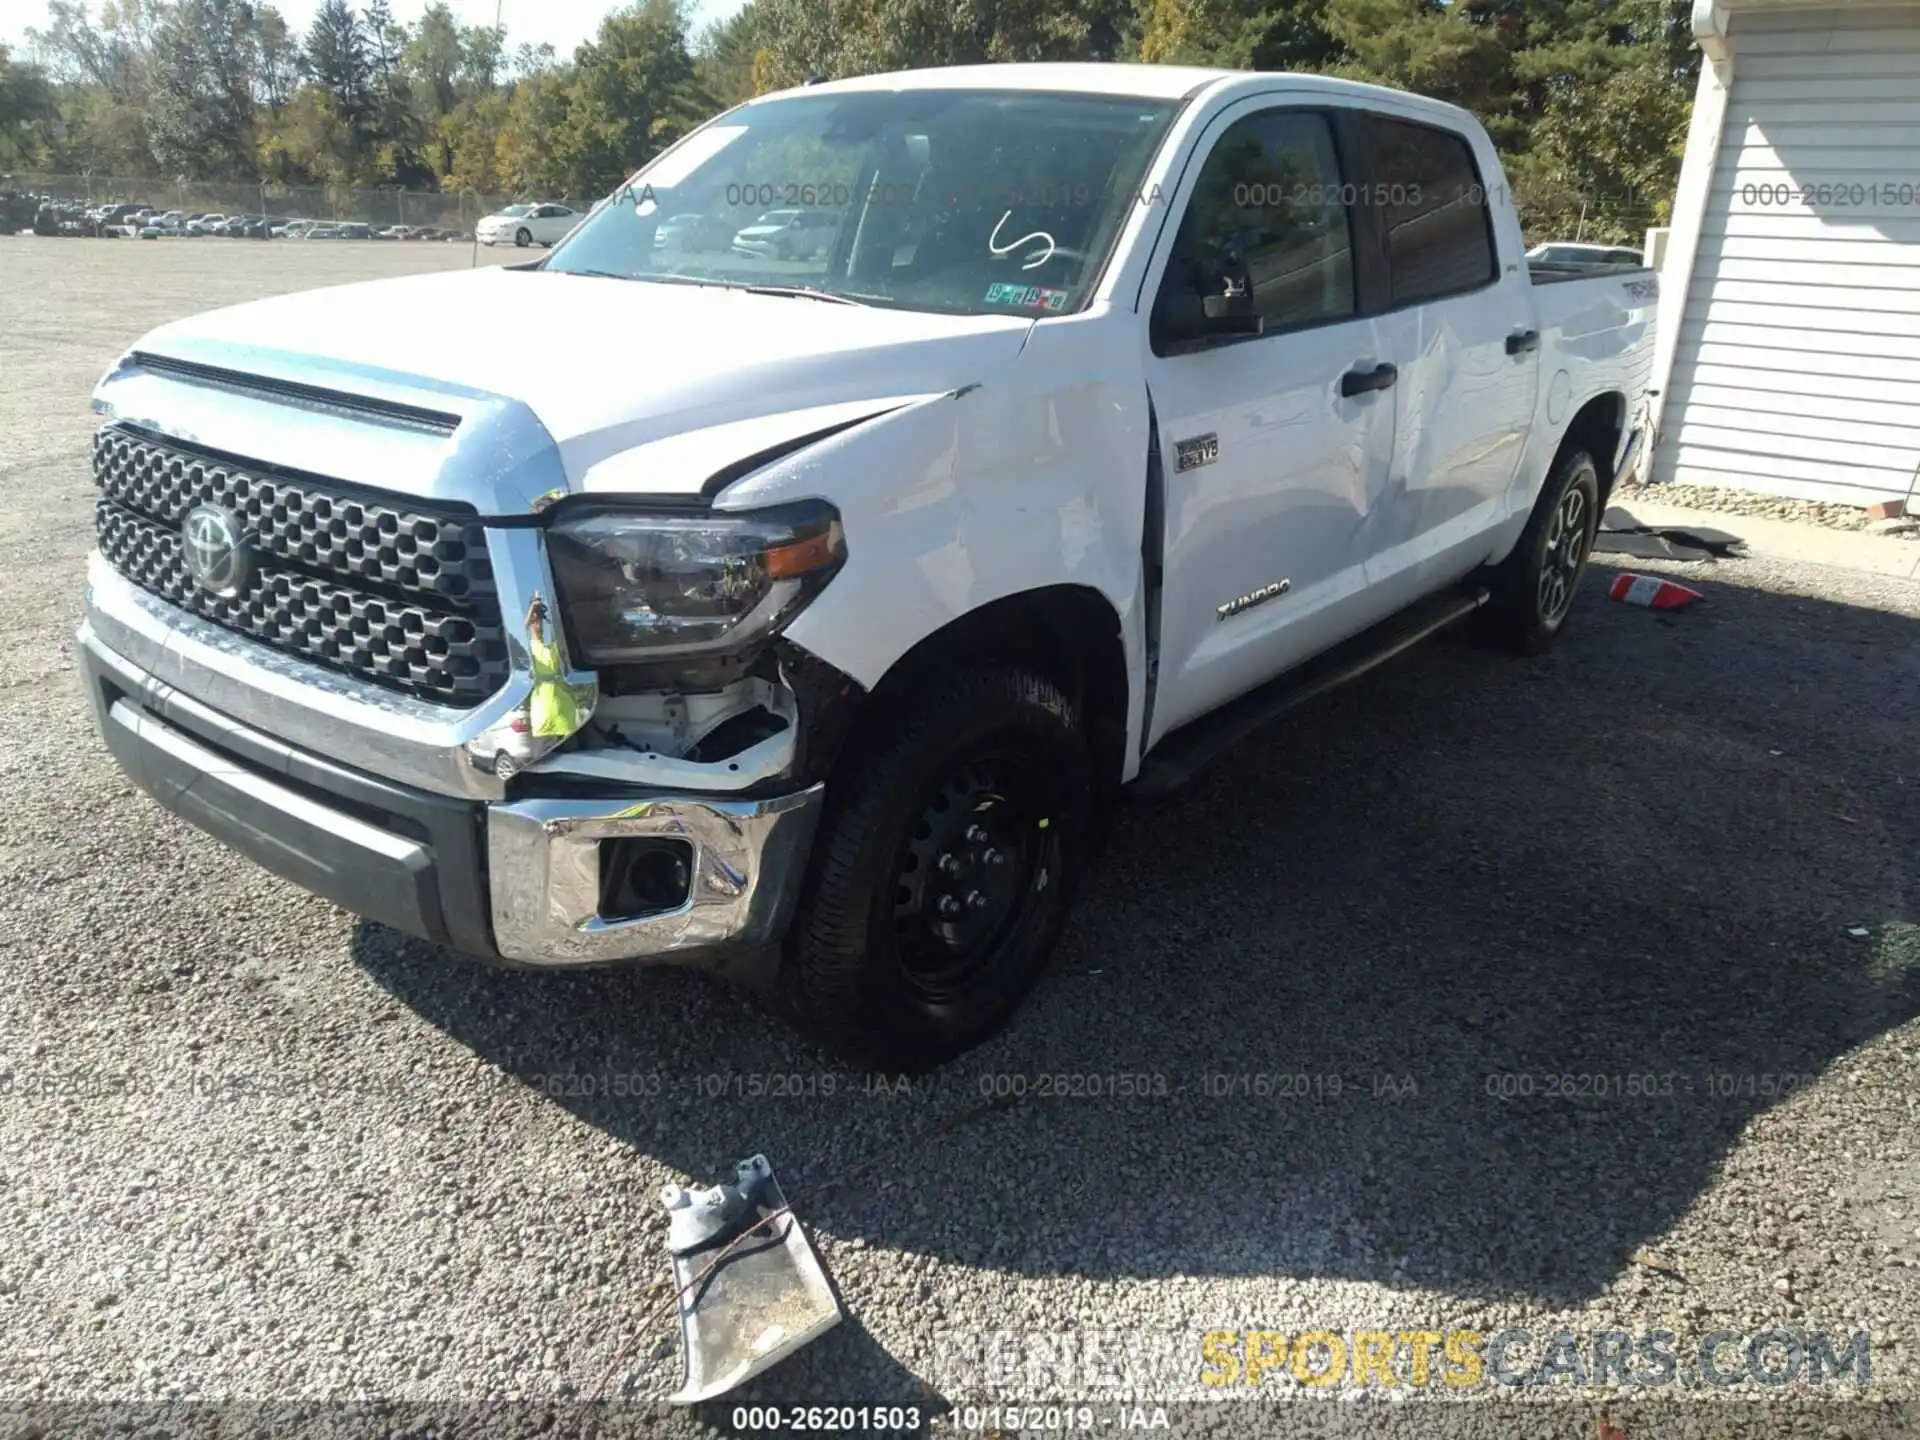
[{"xmin": 1608, "ymin": 573, "xmax": 1705, "ymax": 610}]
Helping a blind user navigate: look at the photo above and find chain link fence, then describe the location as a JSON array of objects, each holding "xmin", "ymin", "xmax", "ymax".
[{"xmin": 8, "ymin": 173, "xmax": 587, "ymax": 231}]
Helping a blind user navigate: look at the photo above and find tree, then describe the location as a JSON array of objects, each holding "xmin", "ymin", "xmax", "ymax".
[
  {"xmin": 303, "ymin": 0, "xmax": 373, "ymax": 125},
  {"xmin": 1322, "ymin": 0, "xmax": 1515, "ymax": 119},
  {"xmin": 440, "ymin": 86, "xmax": 506, "ymax": 192},
  {"xmin": 693, "ymin": 3, "xmax": 765, "ymax": 109},
  {"xmin": 254, "ymin": 6, "xmax": 300, "ymax": 111},
  {"xmin": 25, "ymin": 0, "xmax": 164, "ymax": 171},
  {"xmin": 1506, "ymin": 0, "xmax": 1697, "ymax": 240},
  {"xmin": 545, "ymin": 0, "xmax": 703, "ymax": 197},
  {"xmin": 146, "ymin": 0, "xmax": 262, "ymax": 178},
  {"xmin": 1139, "ymin": 0, "xmax": 1339, "ymax": 70},
  {"xmin": 6, "ymin": 0, "xmax": 1701, "ymax": 243},
  {"xmin": 491, "ymin": 64, "xmax": 570, "ymax": 196},
  {"xmin": 359, "ymin": 0, "xmax": 431, "ymax": 184},
  {"xmin": 0, "ymin": 45, "xmax": 59, "ymax": 167},
  {"xmin": 27, "ymin": 0, "xmax": 160, "ymax": 89},
  {"xmin": 403, "ymin": 1, "xmax": 463, "ymax": 118},
  {"xmin": 749, "ymin": 0, "xmax": 1132, "ymax": 86}
]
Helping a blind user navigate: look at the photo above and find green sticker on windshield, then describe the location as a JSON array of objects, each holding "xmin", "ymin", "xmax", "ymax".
[{"xmin": 984, "ymin": 282, "xmax": 1071, "ymax": 312}]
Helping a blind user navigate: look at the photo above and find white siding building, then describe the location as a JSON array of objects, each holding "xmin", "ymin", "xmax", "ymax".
[{"xmin": 1652, "ymin": 0, "xmax": 1920, "ymax": 509}]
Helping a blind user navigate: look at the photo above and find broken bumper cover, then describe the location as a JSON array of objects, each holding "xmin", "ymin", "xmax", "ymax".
[{"xmin": 76, "ymin": 623, "xmax": 824, "ymax": 971}]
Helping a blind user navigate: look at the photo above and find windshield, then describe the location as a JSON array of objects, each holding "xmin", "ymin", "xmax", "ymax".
[
  {"xmin": 499, "ymin": 204, "xmax": 535, "ymax": 217},
  {"xmin": 546, "ymin": 88, "xmax": 1181, "ymax": 316}
]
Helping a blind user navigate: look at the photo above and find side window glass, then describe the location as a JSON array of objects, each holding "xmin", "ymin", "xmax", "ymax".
[
  {"xmin": 1366, "ymin": 116, "xmax": 1498, "ymax": 305},
  {"xmin": 1164, "ymin": 110, "xmax": 1357, "ymax": 335}
]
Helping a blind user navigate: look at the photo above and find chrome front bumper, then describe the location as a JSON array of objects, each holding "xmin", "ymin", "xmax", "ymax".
[
  {"xmin": 489, "ymin": 792, "xmax": 823, "ymax": 965},
  {"xmin": 78, "ymin": 616, "xmax": 824, "ymax": 971}
]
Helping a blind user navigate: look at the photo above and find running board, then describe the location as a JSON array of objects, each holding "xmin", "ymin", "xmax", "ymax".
[{"xmin": 1130, "ymin": 585, "xmax": 1490, "ymax": 798}]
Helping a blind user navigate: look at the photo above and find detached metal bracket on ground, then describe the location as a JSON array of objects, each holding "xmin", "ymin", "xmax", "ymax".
[{"xmin": 663, "ymin": 1153, "xmax": 841, "ymax": 1404}]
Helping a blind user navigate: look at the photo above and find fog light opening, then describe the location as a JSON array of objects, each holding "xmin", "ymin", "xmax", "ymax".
[{"xmin": 598, "ymin": 837, "xmax": 694, "ymax": 921}]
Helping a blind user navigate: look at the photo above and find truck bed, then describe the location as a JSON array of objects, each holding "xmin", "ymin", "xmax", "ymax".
[{"xmin": 1528, "ymin": 258, "xmax": 1653, "ymax": 286}]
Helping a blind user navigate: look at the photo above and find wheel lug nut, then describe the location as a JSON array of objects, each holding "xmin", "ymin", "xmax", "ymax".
[
  {"xmin": 965, "ymin": 825, "xmax": 989, "ymax": 844},
  {"xmin": 983, "ymin": 848, "xmax": 1006, "ymax": 868},
  {"xmin": 936, "ymin": 895, "xmax": 961, "ymax": 919},
  {"xmin": 965, "ymin": 890, "xmax": 988, "ymax": 911},
  {"xmin": 938, "ymin": 853, "xmax": 963, "ymax": 877}
]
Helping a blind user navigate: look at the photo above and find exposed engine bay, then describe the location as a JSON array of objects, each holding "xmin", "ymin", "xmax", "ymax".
[{"xmin": 530, "ymin": 642, "xmax": 863, "ymax": 794}]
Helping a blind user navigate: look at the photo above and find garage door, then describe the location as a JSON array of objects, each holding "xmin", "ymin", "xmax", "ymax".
[{"xmin": 1659, "ymin": 4, "xmax": 1920, "ymax": 506}]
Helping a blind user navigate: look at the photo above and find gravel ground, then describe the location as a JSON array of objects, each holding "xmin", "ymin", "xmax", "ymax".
[
  {"xmin": 2, "ymin": 238, "xmax": 1918, "ymax": 1438},
  {"xmin": 1616, "ymin": 478, "xmax": 1919, "ymax": 540}
]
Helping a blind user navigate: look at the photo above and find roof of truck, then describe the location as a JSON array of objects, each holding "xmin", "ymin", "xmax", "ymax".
[{"xmin": 762, "ymin": 63, "xmax": 1469, "ymax": 122}]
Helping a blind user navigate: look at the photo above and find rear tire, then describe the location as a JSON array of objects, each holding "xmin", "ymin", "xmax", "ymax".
[
  {"xmin": 779, "ymin": 663, "xmax": 1092, "ymax": 1072},
  {"xmin": 1483, "ymin": 447, "xmax": 1601, "ymax": 655}
]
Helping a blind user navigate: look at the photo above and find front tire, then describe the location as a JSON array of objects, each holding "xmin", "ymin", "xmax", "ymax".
[
  {"xmin": 780, "ymin": 663, "xmax": 1092, "ymax": 1072},
  {"xmin": 1483, "ymin": 447, "xmax": 1601, "ymax": 655},
  {"xmin": 515, "ymin": 227, "xmax": 531, "ymax": 248}
]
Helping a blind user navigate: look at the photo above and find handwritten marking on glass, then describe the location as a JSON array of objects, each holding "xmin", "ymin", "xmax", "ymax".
[{"xmin": 989, "ymin": 210, "xmax": 1056, "ymax": 270}]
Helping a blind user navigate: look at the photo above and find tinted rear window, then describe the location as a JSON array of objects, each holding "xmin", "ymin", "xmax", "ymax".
[{"xmin": 1366, "ymin": 117, "xmax": 1498, "ymax": 307}]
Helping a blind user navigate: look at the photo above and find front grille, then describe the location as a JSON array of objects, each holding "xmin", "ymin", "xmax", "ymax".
[{"xmin": 93, "ymin": 426, "xmax": 510, "ymax": 707}]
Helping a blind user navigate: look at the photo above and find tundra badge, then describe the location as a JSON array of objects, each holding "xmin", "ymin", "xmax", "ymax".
[{"xmin": 1217, "ymin": 579, "xmax": 1291, "ymax": 621}]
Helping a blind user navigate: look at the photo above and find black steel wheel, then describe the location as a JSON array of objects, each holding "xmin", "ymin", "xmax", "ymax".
[
  {"xmin": 890, "ymin": 754, "xmax": 1063, "ymax": 1008},
  {"xmin": 780, "ymin": 663, "xmax": 1091, "ymax": 1071}
]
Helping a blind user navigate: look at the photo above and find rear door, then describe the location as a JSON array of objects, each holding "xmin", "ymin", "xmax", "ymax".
[
  {"xmin": 1140, "ymin": 101, "xmax": 1398, "ymax": 746},
  {"xmin": 1361, "ymin": 114, "xmax": 1540, "ymax": 607}
]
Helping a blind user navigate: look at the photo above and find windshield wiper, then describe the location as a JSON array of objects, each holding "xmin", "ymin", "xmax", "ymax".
[
  {"xmin": 740, "ymin": 284, "xmax": 870, "ymax": 306},
  {"xmin": 552, "ymin": 273, "xmax": 884, "ymax": 306}
]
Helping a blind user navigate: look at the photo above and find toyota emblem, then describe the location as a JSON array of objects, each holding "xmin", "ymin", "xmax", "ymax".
[{"xmin": 181, "ymin": 504, "xmax": 252, "ymax": 598}]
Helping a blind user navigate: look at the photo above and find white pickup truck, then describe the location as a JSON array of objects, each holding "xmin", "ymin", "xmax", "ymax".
[{"xmin": 80, "ymin": 64, "xmax": 1656, "ymax": 1069}]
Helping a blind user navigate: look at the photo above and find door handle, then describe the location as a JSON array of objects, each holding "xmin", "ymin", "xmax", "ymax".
[
  {"xmin": 1340, "ymin": 362, "xmax": 1398, "ymax": 397},
  {"xmin": 1506, "ymin": 329, "xmax": 1541, "ymax": 355}
]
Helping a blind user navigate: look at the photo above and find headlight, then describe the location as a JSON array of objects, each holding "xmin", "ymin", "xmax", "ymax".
[{"xmin": 546, "ymin": 499, "xmax": 845, "ymax": 665}]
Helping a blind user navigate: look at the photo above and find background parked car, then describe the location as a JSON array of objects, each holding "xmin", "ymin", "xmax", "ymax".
[
  {"xmin": 475, "ymin": 202, "xmax": 579, "ymax": 248},
  {"xmin": 730, "ymin": 208, "xmax": 839, "ymax": 261},
  {"xmin": 653, "ymin": 212, "xmax": 737, "ymax": 253},
  {"xmin": 91, "ymin": 203, "xmax": 143, "ymax": 233},
  {"xmin": 1526, "ymin": 241, "xmax": 1646, "ymax": 269}
]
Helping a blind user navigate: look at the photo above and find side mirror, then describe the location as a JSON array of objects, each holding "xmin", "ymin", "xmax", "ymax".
[{"xmin": 1158, "ymin": 267, "xmax": 1263, "ymax": 348}]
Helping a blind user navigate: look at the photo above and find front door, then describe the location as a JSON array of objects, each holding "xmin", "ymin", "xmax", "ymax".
[{"xmin": 1142, "ymin": 102, "xmax": 1397, "ymax": 746}]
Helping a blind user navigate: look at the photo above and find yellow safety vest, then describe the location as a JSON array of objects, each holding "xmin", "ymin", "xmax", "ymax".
[{"xmin": 527, "ymin": 631, "xmax": 579, "ymax": 738}]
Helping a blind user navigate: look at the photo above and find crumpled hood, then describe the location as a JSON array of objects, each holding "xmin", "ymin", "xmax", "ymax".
[{"xmin": 130, "ymin": 264, "xmax": 1035, "ymax": 497}]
